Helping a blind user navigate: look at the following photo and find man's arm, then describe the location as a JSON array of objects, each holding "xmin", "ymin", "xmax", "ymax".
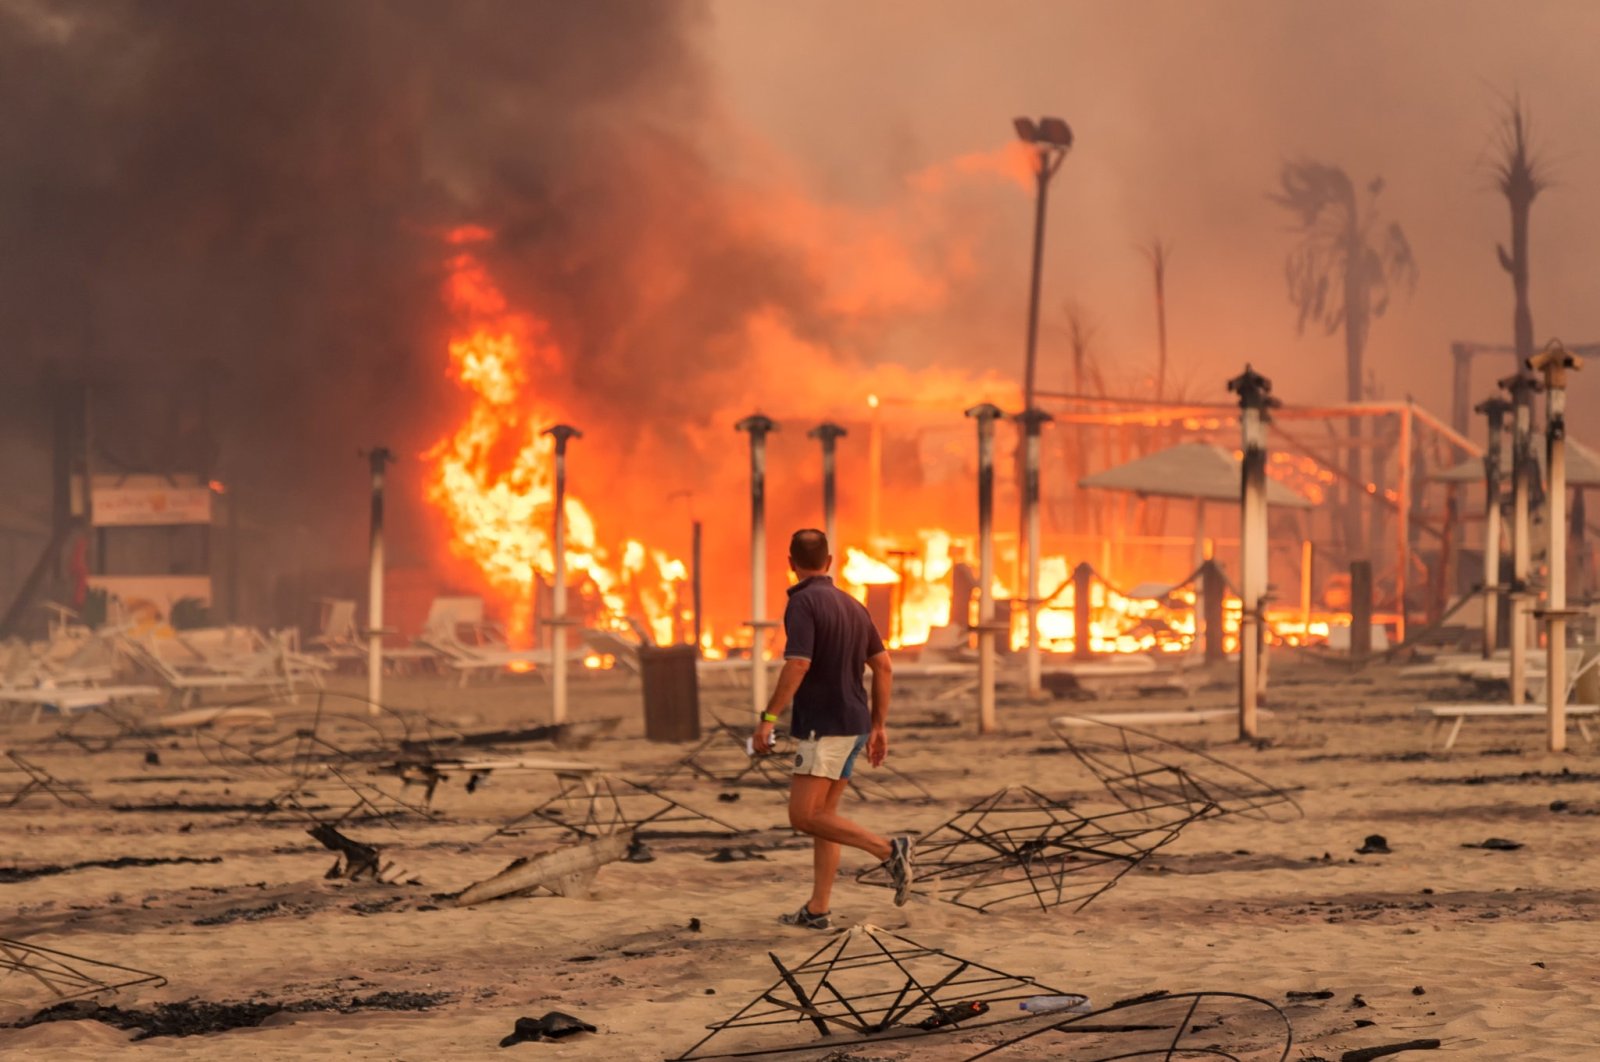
[
  {"xmin": 865, "ymin": 650, "xmax": 892, "ymax": 766},
  {"xmin": 753, "ymin": 657, "xmax": 809, "ymax": 754}
]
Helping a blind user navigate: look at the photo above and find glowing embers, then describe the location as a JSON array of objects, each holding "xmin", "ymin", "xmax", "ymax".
[
  {"xmin": 671, "ymin": 925, "xmax": 1072, "ymax": 1060},
  {"xmin": 491, "ymin": 774, "xmax": 744, "ymax": 841},
  {"xmin": 0, "ymin": 937, "xmax": 165, "ymax": 1005},
  {"xmin": 966, "ymin": 989, "xmax": 1293, "ymax": 1062},
  {"xmin": 1052, "ymin": 716, "xmax": 1303, "ymax": 823},
  {"xmin": 856, "ymin": 785, "xmax": 1206, "ymax": 913}
]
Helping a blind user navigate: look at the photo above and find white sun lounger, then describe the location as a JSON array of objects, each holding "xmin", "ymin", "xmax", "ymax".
[{"xmin": 1416, "ymin": 648, "xmax": 1598, "ymax": 749}]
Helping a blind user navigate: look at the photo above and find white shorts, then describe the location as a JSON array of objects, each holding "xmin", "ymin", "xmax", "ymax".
[{"xmin": 792, "ymin": 732, "xmax": 869, "ymax": 781}]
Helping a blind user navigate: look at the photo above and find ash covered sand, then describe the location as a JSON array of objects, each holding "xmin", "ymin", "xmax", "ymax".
[{"xmin": 4, "ymin": 657, "xmax": 1599, "ymax": 1060}]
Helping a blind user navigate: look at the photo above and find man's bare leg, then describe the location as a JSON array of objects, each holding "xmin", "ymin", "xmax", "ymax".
[
  {"xmin": 806, "ymin": 777, "xmax": 851, "ymax": 914},
  {"xmin": 789, "ymin": 774, "xmax": 891, "ymax": 870}
]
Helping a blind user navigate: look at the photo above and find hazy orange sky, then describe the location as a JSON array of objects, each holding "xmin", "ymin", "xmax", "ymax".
[{"xmin": 708, "ymin": 0, "xmax": 1600, "ymax": 425}]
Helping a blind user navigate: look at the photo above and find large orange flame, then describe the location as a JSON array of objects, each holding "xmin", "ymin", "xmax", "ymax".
[{"xmin": 424, "ymin": 227, "xmax": 685, "ymax": 647}]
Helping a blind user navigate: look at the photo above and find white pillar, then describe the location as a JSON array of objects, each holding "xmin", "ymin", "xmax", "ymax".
[
  {"xmin": 967, "ymin": 403, "xmax": 1005, "ymax": 734},
  {"xmin": 736, "ymin": 415, "xmax": 778, "ymax": 721},
  {"xmin": 1229, "ymin": 365, "xmax": 1276, "ymax": 741},
  {"xmin": 543, "ymin": 425, "xmax": 581, "ymax": 725},
  {"xmin": 1016, "ymin": 408, "xmax": 1053, "ymax": 699},
  {"xmin": 1530, "ymin": 344, "xmax": 1583, "ymax": 752},
  {"xmin": 365, "ymin": 447, "xmax": 393, "ymax": 715}
]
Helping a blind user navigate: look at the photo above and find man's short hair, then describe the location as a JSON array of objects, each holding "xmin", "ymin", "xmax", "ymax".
[{"xmin": 790, "ymin": 529, "xmax": 829, "ymax": 571}]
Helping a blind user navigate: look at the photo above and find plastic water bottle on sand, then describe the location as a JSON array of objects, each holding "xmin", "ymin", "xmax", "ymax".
[{"xmin": 1018, "ymin": 994, "xmax": 1092, "ymax": 1015}]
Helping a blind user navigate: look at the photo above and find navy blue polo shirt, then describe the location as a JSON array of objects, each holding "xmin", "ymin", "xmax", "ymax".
[{"xmin": 782, "ymin": 575, "xmax": 886, "ymax": 737}]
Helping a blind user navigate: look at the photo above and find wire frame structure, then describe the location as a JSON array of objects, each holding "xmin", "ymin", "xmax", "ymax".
[
  {"xmin": 195, "ymin": 701, "xmax": 403, "ymax": 780},
  {"xmin": 1051, "ymin": 717, "xmax": 1303, "ymax": 822},
  {"xmin": 671, "ymin": 924, "xmax": 1076, "ymax": 1060},
  {"xmin": 1, "ymin": 751, "xmax": 95, "ymax": 808},
  {"xmin": 0, "ymin": 937, "xmax": 166, "ymax": 1006},
  {"xmin": 247, "ymin": 766, "xmax": 441, "ymax": 830},
  {"xmin": 963, "ymin": 989, "xmax": 1293, "ymax": 1061},
  {"xmin": 856, "ymin": 786, "xmax": 1208, "ymax": 913},
  {"xmin": 491, "ymin": 774, "xmax": 745, "ymax": 841},
  {"xmin": 643, "ymin": 720, "xmax": 933, "ymax": 803}
]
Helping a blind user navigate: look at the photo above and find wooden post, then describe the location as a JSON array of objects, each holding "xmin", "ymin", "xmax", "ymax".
[
  {"xmin": 1228, "ymin": 364, "xmax": 1277, "ymax": 740},
  {"xmin": 1350, "ymin": 560, "xmax": 1373, "ymax": 661},
  {"xmin": 1502, "ymin": 371, "xmax": 1540, "ymax": 708},
  {"xmin": 1476, "ymin": 396, "xmax": 1511, "ymax": 659},
  {"xmin": 1072, "ymin": 562, "xmax": 1094, "ymax": 659},
  {"xmin": 1530, "ymin": 342, "xmax": 1583, "ymax": 752},
  {"xmin": 966, "ymin": 403, "xmax": 1005, "ymax": 735},
  {"xmin": 1202, "ymin": 560, "xmax": 1226, "ymax": 663}
]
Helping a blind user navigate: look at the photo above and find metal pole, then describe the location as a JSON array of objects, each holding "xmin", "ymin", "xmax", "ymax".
[
  {"xmin": 1229, "ymin": 365, "xmax": 1277, "ymax": 741},
  {"xmin": 808, "ymin": 423, "xmax": 847, "ymax": 551},
  {"xmin": 364, "ymin": 447, "xmax": 394, "ymax": 715},
  {"xmin": 966, "ymin": 403, "xmax": 1004, "ymax": 734},
  {"xmin": 1531, "ymin": 343, "xmax": 1582, "ymax": 752},
  {"xmin": 1299, "ymin": 540, "xmax": 1314, "ymax": 640},
  {"xmin": 1016, "ymin": 408, "xmax": 1054, "ymax": 699},
  {"xmin": 1023, "ymin": 150, "xmax": 1051, "ymax": 412},
  {"xmin": 691, "ymin": 519, "xmax": 703, "ymax": 652},
  {"xmin": 867, "ymin": 396, "xmax": 882, "ymax": 543},
  {"xmin": 543, "ymin": 425, "xmax": 581, "ymax": 725},
  {"xmin": 1502, "ymin": 370, "xmax": 1541, "ymax": 707},
  {"xmin": 1395, "ymin": 407, "xmax": 1412, "ymax": 645},
  {"xmin": 1476, "ymin": 396, "xmax": 1511, "ymax": 659},
  {"xmin": 736, "ymin": 414, "xmax": 778, "ymax": 720}
]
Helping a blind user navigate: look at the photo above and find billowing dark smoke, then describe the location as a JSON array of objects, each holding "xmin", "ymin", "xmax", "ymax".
[{"xmin": 0, "ymin": 0, "xmax": 816, "ymax": 595}]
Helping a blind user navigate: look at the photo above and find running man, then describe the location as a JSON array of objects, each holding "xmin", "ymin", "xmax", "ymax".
[{"xmin": 753, "ymin": 528, "xmax": 915, "ymax": 929}]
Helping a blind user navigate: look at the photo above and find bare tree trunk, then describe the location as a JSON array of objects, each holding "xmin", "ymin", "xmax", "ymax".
[{"xmin": 1496, "ymin": 102, "xmax": 1543, "ymax": 372}]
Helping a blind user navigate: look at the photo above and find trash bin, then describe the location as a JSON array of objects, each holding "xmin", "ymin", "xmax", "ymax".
[{"xmin": 639, "ymin": 644, "xmax": 701, "ymax": 742}]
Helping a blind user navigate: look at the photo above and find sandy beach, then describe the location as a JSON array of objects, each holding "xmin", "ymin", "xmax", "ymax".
[{"xmin": 3, "ymin": 655, "xmax": 1598, "ymax": 1060}]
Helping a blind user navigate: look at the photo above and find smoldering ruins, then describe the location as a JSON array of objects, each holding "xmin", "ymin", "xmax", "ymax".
[{"xmin": 5, "ymin": 1, "xmax": 1600, "ymax": 1059}]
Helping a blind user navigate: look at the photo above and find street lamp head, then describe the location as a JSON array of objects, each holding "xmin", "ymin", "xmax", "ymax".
[
  {"xmin": 1012, "ymin": 117, "xmax": 1039, "ymax": 143},
  {"xmin": 1037, "ymin": 117, "xmax": 1073, "ymax": 149}
]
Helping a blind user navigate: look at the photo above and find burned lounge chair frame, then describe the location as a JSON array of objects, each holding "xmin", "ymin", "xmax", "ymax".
[
  {"xmin": 857, "ymin": 785, "xmax": 1209, "ymax": 913},
  {"xmin": 671, "ymin": 924, "xmax": 1072, "ymax": 1060},
  {"xmin": 1052, "ymin": 715, "xmax": 1303, "ymax": 822},
  {"xmin": 492, "ymin": 773, "xmax": 745, "ymax": 841},
  {"xmin": 0, "ymin": 937, "xmax": 166, "ymax": 1003}
]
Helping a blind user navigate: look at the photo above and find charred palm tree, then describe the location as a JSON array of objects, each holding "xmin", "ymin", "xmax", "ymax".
[
  {"xmin": 1271, "ymin": 161, "xmax": 1417, "ymax": 555},
  {"xmin": 1493, "ymin": 98, "xmax": 1547, "ymax": 372}
]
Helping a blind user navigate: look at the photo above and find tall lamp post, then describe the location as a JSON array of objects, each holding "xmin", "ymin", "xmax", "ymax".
[
  {"xmin": 1013, "ymin": 116, "xmax": 1074, "ymax": 413},
  {"xmin": 1013, "ymin": 116, "xmax": 1072, "ymax": 700}
]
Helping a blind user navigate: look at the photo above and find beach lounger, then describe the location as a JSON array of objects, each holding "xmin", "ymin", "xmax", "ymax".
[
  {"xmin": 1052, "ymin": 708, "xmax": 1269, "ymax": 729},
  {"xmin": 1415, "ymin": 648, "xmax": 1598, "ymax": 749},
  {"xmin": 1414, "ymin": 703, "xmax": 1598, "ymax": 750},
  {"xmin": 415, "ymin": 596, "xmax": 587, "ymax": 685}
]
